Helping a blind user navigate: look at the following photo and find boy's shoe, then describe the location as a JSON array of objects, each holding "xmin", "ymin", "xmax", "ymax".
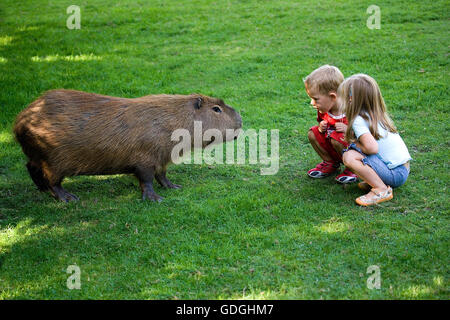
[
  {"xmin": 335, "ymin": 168, "xmax": 358, "ymax": 184},
  {"xmin": 307, "ymin": 161, "xmax": 340, "ymax": 178},
  {"xmin": 355, "ymin": 186, "xmax": 393, "ymax": 206}
]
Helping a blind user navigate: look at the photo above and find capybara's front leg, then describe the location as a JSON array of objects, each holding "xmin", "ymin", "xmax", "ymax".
[
  {"xmin": 135, "ymin": 166, "xmax": 163, "ymax": 202},
  {"xmin": 50, "ymin": 184, "xmax": 79, "ymax": 202},
  {"xmin": 155, "ymin": 171, "xmax": 182, "ymax": 189}
]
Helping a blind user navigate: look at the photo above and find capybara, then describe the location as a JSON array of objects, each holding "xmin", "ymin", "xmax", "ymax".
[{"xmin": 13, "ymin": 89, "xmax": 242, "ymax": 202}]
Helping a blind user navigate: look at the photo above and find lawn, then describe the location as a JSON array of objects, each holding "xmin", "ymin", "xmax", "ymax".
[{"xmin": 0, "ymin": 0, "xmax": 448, "ymax": 299}]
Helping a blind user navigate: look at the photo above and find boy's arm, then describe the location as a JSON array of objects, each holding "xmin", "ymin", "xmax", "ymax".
[
  {"xmin": 316, "ymin": 110, "xmax": 324, "ymax": 123},
  {"xmin": 335, "ymin": 122, "xmax": 347, "ymax": 133},
  {"xmin": 317, "ymin": 111, "xmax": 327, "ymax": 133},
  {"xmin": 318, "ymin": 120, "xmax": 328, "ymax": 133}
]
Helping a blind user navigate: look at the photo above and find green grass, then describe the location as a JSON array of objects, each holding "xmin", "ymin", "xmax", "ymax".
[{"xmin": 0, "ymin": 0, "xmax": 449, "ymax": 299}]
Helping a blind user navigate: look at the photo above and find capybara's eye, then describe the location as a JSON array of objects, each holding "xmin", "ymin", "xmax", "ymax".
[{"xmin": 212, "ymin": 106, "xmax": 222, "ymax": 113}]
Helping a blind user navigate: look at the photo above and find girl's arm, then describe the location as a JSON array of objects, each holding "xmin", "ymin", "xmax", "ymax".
[{"xmin": 356, "ymin": 133, "xmax": 378, "ymax": 155}]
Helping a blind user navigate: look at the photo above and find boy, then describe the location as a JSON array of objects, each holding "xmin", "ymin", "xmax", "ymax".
[{"xmin": 304, "ymin": 65, "xmax": 357, "ymax": 183}]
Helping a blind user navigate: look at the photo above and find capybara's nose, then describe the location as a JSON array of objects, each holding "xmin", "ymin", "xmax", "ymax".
[{"xmin": 236, "ymin": 112, "xmax": 243, "ymax": 129}]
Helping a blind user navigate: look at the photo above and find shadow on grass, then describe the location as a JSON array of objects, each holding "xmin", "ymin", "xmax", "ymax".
[
  {"xmin": 2, "ymin": 126, "xmax": 446, "ymax": 299},
  {"xmin": 1, "ymin": 192, "xmax": 447, "ymax": 299}
]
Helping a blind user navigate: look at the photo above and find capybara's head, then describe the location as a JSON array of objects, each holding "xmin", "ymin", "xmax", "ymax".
[{"xmin": 191, "ymin": 94, "xmax": 242, "ymax": 146}]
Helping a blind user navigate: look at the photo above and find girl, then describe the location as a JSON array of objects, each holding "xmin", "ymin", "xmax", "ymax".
[{"xmin": 339, "ymin": 74, "xmax": 412, "ymax": 206}]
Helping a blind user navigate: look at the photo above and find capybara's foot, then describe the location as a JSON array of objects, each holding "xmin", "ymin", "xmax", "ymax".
[
  {"xmin": 155, "ymin": 173, "xmax": 182, "ymax": 189},
  {"xmin": 142, "ymin": 190, "xmax": 163, "ymax": 202},
  {"xmin": 50, "ymin": 185, "xmax": 79, "ymax": 202},
  {"xmin": 166, "ymin": 182, "xmax": 182, "ymax": 189},
  {"xmin": 138, "ymin": 180, "xmax": 163, "ymax": 202}
]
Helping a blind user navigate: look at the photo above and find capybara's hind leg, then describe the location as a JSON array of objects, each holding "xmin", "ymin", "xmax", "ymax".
[
  {"xmin": 26, "ymin": 161, "xmax": 50, "ymax": 191},
  {"xmin": 135, "ymin": 166, "xmax": 163, "ymax": 202},
  {"xmin": 49, "ymin": 183, "xmax": 79, "ymax": 202},
  {"xmin": 32, "ymin": 162, "xmax": 78, "ymax": 202},
  {"xmin": 155, "ymin": 171, "xmax": 182, "ymax": 189}
]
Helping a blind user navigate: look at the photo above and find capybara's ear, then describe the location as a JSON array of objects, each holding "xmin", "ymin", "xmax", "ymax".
[{"xmin": 193, "ymin": 96, "xmax": 202, "ymax": 110}]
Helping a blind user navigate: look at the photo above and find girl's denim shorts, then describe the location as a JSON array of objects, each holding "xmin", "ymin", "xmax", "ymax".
[{"xmin": 344, "ymin": 143, "xmax": 410, "ymax": 188}]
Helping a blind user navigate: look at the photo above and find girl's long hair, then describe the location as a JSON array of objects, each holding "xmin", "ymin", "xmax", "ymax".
[{"xmin": 338, "ymin": 74, "xmax": 397, "ymax": 142}]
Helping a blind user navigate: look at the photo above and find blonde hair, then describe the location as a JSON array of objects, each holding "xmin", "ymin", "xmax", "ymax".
[
  {"xmin": 304, "ymin": 65, "xmax": 344, "ymax": 95},
  {"xmin": 338, "ymin": 74, "xmax": 397, "ymax": 142}
]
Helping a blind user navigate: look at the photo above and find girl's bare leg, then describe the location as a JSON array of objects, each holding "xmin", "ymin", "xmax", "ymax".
[{"xmin": 343, "ymin": 150, "xmax": 387, "ymax": 195}]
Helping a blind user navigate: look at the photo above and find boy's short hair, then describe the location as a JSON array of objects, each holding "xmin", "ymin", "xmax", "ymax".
[{"xmin": 304, "ymin": 65, "xmax": 344, "ymax": 95}]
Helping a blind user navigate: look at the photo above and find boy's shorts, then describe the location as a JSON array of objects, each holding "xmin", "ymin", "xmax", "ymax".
[
  {"xmin": 344, "ymin": 143, "xmax": 409, "ymax": 188},
  {"xmin": 310, "ymin": 125, "xmax": 348, "ymax": 163}
]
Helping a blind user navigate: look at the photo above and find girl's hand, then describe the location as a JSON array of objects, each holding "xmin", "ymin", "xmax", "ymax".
[
  {"xmin": 318, "ymin": 120, "xmax": 328, "ymax": 133},
  {"xmin": 335, "ymin": 122, "xmax": 347, "ymax": 133},
  {"xmin": 355, "ymin": 141, "xmax": 363, "ymax": 150}
]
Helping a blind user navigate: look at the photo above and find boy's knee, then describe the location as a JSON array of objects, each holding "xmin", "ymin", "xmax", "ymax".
[
  {"xmin": 308, "ymin": 129, "xmax": 316, "ymax": 143},
  {"xmin": 330, "ymin": 138, "xmax": 344, "ymax": 152}
]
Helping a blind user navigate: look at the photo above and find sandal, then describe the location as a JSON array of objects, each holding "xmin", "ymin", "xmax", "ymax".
[{"xmin": 356, "ymin": 186, "xmax": 393, "ymax": 206}]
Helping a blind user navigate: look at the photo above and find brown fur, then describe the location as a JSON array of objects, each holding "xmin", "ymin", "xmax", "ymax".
[{"xmin": 14, "ymin": 89, "xmax": 242, "ymax": 202}]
